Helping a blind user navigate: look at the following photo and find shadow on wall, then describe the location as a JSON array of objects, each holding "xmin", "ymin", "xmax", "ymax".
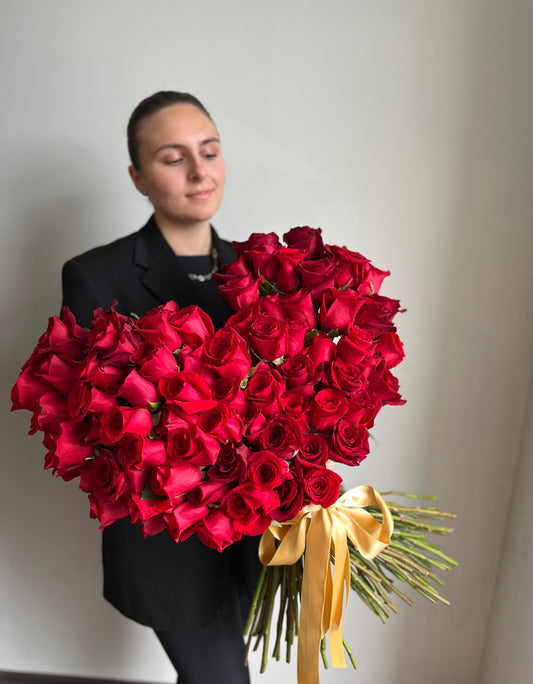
[{"xmin": 1, "ymin": 153, "xmax": 140, "ymax": 675}]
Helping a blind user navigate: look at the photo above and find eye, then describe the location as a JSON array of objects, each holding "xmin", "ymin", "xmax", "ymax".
[
  {"xmin": 165, "ymin": 157, "xmax": 183, "ymax": 165},
  {"xmin": 202, "ymin": 152, "xmax": 218, "ymax": 160}
]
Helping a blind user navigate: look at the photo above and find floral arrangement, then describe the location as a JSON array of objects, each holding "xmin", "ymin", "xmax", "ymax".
[{"xmin": 11, "ymin": 226, "xmax": 455, "ymax": 683}]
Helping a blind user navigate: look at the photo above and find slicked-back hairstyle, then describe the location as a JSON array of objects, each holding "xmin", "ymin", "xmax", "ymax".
[{"xmin": 127, "ymin": 91, "xmax": 213, "ymax": 168}]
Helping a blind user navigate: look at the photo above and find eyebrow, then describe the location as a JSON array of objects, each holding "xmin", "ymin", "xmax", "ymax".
[{"xmin": 155, "ymin": 137, "xmax": 220, "ymax": 153}]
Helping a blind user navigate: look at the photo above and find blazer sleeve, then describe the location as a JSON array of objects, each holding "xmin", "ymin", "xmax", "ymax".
[{"xmin": 61, "ymin": 258, "xmax": 107, "ymax": 329}]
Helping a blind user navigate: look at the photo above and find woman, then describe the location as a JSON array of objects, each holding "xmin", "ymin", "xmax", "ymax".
[{"xmin": 62, "ymin": 91, "xmax": 261, "ymax": 684}]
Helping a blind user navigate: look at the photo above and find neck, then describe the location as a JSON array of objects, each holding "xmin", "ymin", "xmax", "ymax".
[{"xmin": 154, "ymin": 213, "xmax": 212, "ymax": 256}]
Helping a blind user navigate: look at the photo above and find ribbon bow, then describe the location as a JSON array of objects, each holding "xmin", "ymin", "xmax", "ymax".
[{"xmin": 259, "ymin": 485, "xmax": 394, "ymax": 684}]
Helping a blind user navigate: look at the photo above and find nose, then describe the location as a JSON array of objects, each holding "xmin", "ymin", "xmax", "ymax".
[{"xmin": 188, "ymin": 157, "xmax": 206, "ymax": 181}]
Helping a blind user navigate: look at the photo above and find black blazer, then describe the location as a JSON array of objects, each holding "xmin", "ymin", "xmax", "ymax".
[{"xmin": 62, "ymin": 215, "xmax": 261, "ymax": 630}]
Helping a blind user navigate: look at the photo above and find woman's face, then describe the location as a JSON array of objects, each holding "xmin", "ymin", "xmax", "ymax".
[{"xmin": 129, "ymin": 104, "xmax": 225, "ymax": 229}]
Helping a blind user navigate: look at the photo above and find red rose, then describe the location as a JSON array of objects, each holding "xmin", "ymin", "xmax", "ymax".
[
  {"xmin": 347, "ymin": 390, "xmax": 383, "ymax": 428},
  {"xmin": 270, "ymin": 471, "xmax": 305, "ymax": 522},
  {"xmin": 99, "ymin": 406, "xmax": 153, "ymax": 444},
  {"xmin": 353, "ymin": 294, "xmax": 402, "ymax": 336},
  {"xmin": 297, "ymin": 253, "xmax": 338, "ymax": 305},
  {"xmin": 222, "ymin": 484, "xmax": 279, "ymax": 535},
  {"xmin": 309, "ymin": 388, "xmax": 349, "ymax": 432},
  {"xmin": 79, "ymin": 447, "xmax": 129, "ymax": 499},
  {"xmin": 44, "ymin": 308, "xmax": 89, "ymax": 359},
  {"xmin": 232, "ymin": 231, "xmax": 281, "ymax": 257},
  {"xmin": 336, "ymin": 325, "xmax": 375, "ymax": 366},
  {"xmin": 247, "ymin": 450, "xmax": 290, "ymax": 489},
  {"xmin": 187, "ymin": 479, "xmax": 230, "ymax": 506},
  {"xmin": 319, "ymin": 288, "xmax": 363, "ymax": 334},
  {"xmin": 263, "ymin": 247, "xmax": 306, "ymax": 293},
  {"xmin": 169, "ymin": 304, "xmax": 215, "ymax": 349},
  {"xmin": 283, "ymin": 226, "xmax": 324, "ymax": 259},
  {"xmin": 132, "ymin": 339, "xmax": 178, "ymax": 383},
  {"xmin": 87, "ymin": 305, "xmax": 137, "ymax": 360},
  {"xmin": 373, "ymin": 369, "xmax": 406, "ymax": 406},
  {"xmin": 137, "ymin": 302, "xmax": 182, "ymax": 350},
  {"xmin": 241, "ymin": 403, "xmax": 268, "ymax": 447},
  {"xmin": 356, "ymin": 263, "xmax": 390, "ymax": 296},
  {"xmin": 167, "ymin": 425, "xmax": 220, "ymax": 467},
  {"xmin": 249, "ymin": 313, "xmax": 289, "ymax": 361},
  {"xmin": 279, "ymin": 389, "xmax": 311, "ymax": 420},
  {"xmin": 225, "ymin": 303, "xmax": 258, "ymax": 342},
  {"xmin": 260, "ymin": 290, "xmax": 317, "ymax": 329},
  {"xmin": 326, "ymin": 357, "xmax": 373, "ymax": 395},
  {"xmin": 216, "ymin": 273, "xmax": 262, "ymax": 310},
  {"xmin": 328, "ymin": 420, "xmax": 370, "ymax": 466},
  {"xmin": 373, "ymin": 332, "xmax": 405, "ymax": 368},
  {"xmin": 149, "ymin": 463, "xmax": 202, "ymax": 500},
  {"xmin": 328, "ymin": 245, "xmax": 370, "ymax": 289},
  {"xmin": 210, "ymin": 443, "xmax": 248, "ymax": 483},
  {"xmin": 295, "ymin": 433, "xmax": 329, "ymax": 468},
  {"xmin": 185, "ymin": 328, "xmax": 251, "ymax": 381},
  {"xmin": 167, "ymin": 500, "xmax": 209, "ymax": 542},
  {"xmin": 45, "ymin": 422, "xmax": 95, "ymax": 478},
  {"xmin": 78, "ymin": 353, "xmax": 128, "ymax": 392},
  {"xmin": 33, "ymin": 353, "xmax": 78, "ymax": 395},
  {"xmin": 11, "ymin": 366, "xmax": 55, "ymax": 413},
  {"xmin": 118, "ymin": 436, "xmax": 168, "ymax": 469},
  {"xmin": 35, "ymin": 392, "xmax": 70, "ymax": 432},
  {"xmin": 67, "ymin": 383, "xmax": 116, "ymax": 421},
  {"xmin": 303, "ymin": 465, "xmax": 342, "ymax": 508},
  {"xmin": 158, "ymin": 371, "xmax": 216, "ymax": 413},
  {"xmin": 211, "ymin": 377, "xmax": 246, "ymax": 414},
  {"xmin": 259, "ymin": 415, "xmax": 304, "ymax": 459},
  {"xmin": 89, "ymin": 492, "xmax": 130, "ymax": 529},
  {"xmin": 307, "ymin": 331, "xmax": 337, "ymax": 368},
  {"xmin": 197, "ymin": 403, "xmax": 243, "ymax": 444},
  {"xmin": 244, "ymin": 365, "xmax": 285, "ymax": 417},
  {"xmin": 279, "ymin": 354, "xmax": 317, "ymax": 394},
  {"xmin": 119, "ymin": 369, "xmax": 160, "ymax": 408},
  {"xmin": 197, "ymin": 510, "xmax": 242, "ymax": 551}
]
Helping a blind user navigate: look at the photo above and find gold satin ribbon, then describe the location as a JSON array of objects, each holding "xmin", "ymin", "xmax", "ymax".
[{"xmin": 259, "ymin": 485, "xmax": 394, "ymax": 684}]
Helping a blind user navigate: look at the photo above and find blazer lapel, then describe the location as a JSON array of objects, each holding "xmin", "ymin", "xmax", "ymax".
[{"xmin": 132, "ymin": 215, "xmax": 236, "ymax": 309}]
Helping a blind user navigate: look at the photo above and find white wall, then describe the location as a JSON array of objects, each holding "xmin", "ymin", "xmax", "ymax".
[{"xmin": 1, "ymin": 1, "xmax": 532, "ymax": 683}]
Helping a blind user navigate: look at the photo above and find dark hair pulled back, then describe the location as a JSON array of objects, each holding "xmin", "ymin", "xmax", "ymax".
[{"xmin": 127, "ymin": 91, "xmax": 213, "ymax": 168}]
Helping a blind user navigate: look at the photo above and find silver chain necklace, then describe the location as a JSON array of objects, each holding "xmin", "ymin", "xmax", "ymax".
[{"xmin": 187, "ymin": 246, "xmax": 219, "ymax": 282}]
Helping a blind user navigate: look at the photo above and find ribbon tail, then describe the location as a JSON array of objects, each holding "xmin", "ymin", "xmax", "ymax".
[{"xmin": 297, "ymin": 509, "xmax": 331, "ymax": 684}]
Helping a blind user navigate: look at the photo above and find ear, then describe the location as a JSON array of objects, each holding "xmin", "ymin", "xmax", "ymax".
[{"xmin": 129, "ymin": 165, "xmax": 147, "ymax": 195}]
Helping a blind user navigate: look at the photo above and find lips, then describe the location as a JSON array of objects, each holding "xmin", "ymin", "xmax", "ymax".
[{"xmin": 186, "ymin": 189, "xmax": 214, "ymax": 199}]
